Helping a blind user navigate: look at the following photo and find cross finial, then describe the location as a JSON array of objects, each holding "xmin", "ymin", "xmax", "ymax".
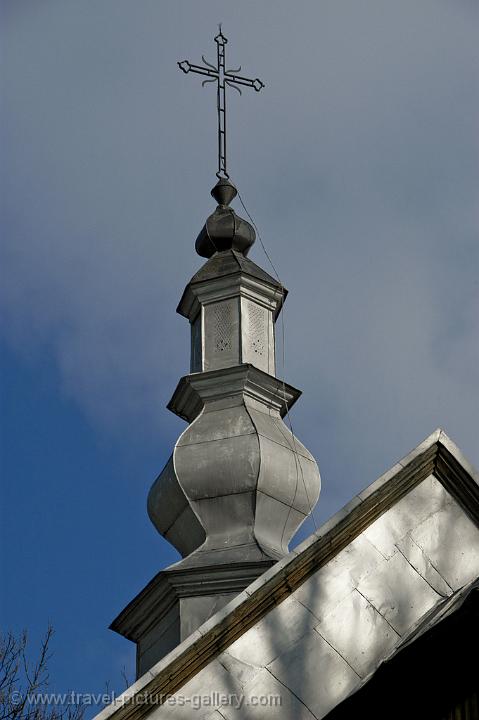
[
  {"xmin": 178, "ymin": 27, "xmax": 264, "ymax": 180},
  {"xmin": 215, "ymin": 23, "xmax": 227, "ymax": 46}
]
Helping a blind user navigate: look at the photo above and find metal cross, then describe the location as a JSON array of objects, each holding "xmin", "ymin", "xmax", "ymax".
[{"xmin": 178, "ymin": 26, "xmax": 264, "ymax": 180}]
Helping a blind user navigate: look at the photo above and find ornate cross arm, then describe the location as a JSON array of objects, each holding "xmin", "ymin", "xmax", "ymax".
[
  {"xmin": 178, "ymin": 27, "xmax": 264, "ymax": 179},
  {"xmin": 224, "ymin": 73, "xmax": 265, "ymax": 93},
  {"xmin": 178, "ymin": 61, "xmax": 218, "ymax": 81}
]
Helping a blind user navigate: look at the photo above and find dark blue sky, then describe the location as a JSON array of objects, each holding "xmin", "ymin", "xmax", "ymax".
[
  {"xmin": 0, "ymin": 338, "xmax": 321, "ymax": 706},
  {"xmin": 1, "ymin": 1, "xmax": 478, "ymax": 716},
  {"xmin": 0, "ymin": 339, "xmax": 172, "ymax": 696}
]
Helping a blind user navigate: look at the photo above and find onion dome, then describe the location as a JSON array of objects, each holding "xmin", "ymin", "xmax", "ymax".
[{"xmin": 195, "ymin": 178, "xmax": 256, "ymax": 258}]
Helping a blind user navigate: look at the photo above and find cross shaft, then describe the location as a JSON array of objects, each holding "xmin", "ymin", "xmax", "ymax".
[{"xmin": 178, "ymin": 27, "xmax": 264, "ymax": 179}]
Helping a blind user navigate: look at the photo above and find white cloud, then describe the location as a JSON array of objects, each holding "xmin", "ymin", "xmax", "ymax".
[{"xmin": 1, "ymin": 0, "xmax": 478, "ymax": 513}]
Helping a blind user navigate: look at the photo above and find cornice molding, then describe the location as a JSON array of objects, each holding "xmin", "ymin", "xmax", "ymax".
[
  {"xmin": 110, "ymin": 560, "xmax": 274, "ymax": 642},
  {"xmin": 167, "ymin": 364, "xmax": 301, "ymax": 422},
  {"xmin": 177, "ymin": 272, "xmax": 286, "ymax": 322}
]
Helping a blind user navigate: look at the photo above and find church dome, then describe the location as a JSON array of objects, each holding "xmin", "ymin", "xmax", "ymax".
[{"xmin": 195, "ymin": 178, "xmax": 256, "ymax": 258}]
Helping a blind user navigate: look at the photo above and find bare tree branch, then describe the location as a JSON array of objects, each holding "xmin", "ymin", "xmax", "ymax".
[{"xmin": 0, "ymin": 630, "xmax": 84, "ymax": 720}]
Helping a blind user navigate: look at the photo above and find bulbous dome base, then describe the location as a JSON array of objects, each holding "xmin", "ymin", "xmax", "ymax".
[{"xmin": 148, "ymin": 365, "xmax": 321, "ymax": 566}]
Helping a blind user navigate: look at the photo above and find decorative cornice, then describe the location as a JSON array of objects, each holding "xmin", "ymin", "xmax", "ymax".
[
  {"xmin": 177, "ymin": 270, "xmax": 286, "ymax": 323},
  {"xmin": 95, "ymin": 430, "xmax": 479, "ymax": 720},
  {"xmin": 110, "ymin": 560, "xmax": 274, "ymax": 642},
  {"xmin": 167, "ymin": 364, "xmax": 301, "ymax": 422}
]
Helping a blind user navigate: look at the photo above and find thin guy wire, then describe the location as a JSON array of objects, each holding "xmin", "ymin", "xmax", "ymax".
[{"xmin": 234, "ymin": 186, "xmax": 318, "ymax": 535}]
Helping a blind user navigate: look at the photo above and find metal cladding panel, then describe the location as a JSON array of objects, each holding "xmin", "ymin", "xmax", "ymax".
[
  {"xmin": 267, "ymin": 631, "xmax": 360, "ymax": 718},
  {"xmin": 409, "ymin": 496, "xmax": 479, "ymax": 590},
  {"xmin": 137, "ymin": 606, "xmax": 180, "ymax": 680},
  {"xmin": 255, "ymin": 434, "xmax": 320, "ymax": 516},
  {"xmin": 176, "ymin": 404, "xmax": 255, "ymax": 446},
  {"xmin": 174, "ymin": 433, "xmax": 260, "ymax": 499},
  {"xmin": 179, "ymin": 594, "xmax": 236, "ymax": 642},
  {"xmin": 188, "ymin": 249, "xmax": 282, "ymax": 290},
  {"xmin": 255, "ymin": 491, "xmax": 306, "ymax": 557},
  {"xmin": 224, "ymin": 595, "xmax": 318, "ymax": 668},
  {"xmin": 203, "ymin": 298, "xmax": 240, "ymax": 371},
  {"xmin": 188, "ymin": 492, "xmax": 257, "ymax": 549},
  {"xmin": 396, "ymin": 534, "xmax": 453, "ymax": 596},
  {"xmin": 246, "ymin": 406, "xmax": 310, "ymax": 457},
  {"xmin": 363, "ymin": 474, "xmax": 452, "ymax": 558},
  {"xmin": 357, "ymin": 550, "xmax": 442, "ymax": 635},
  {"xmin": 315, "ymin": 589, "xmax": 400, "ymax": 678},
  {"xmin": 211, "ymin": 668, "xmax": 317, "ymax": 720},
  {"xmin": 241, "ymin": 298, "xmax": 275, "ymax": 374},
  {"xmin": 147, "ymin": 456, "xmax": 205, "ymax": 557},
  {"xmin": 293, "ymin": 534, "xmax": 386, "ymax": 621}
]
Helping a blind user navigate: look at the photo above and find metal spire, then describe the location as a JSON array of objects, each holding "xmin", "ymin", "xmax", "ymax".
[{"xmin": 178, "ymin": 25, "xmax": 265, "ymax": 179}]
